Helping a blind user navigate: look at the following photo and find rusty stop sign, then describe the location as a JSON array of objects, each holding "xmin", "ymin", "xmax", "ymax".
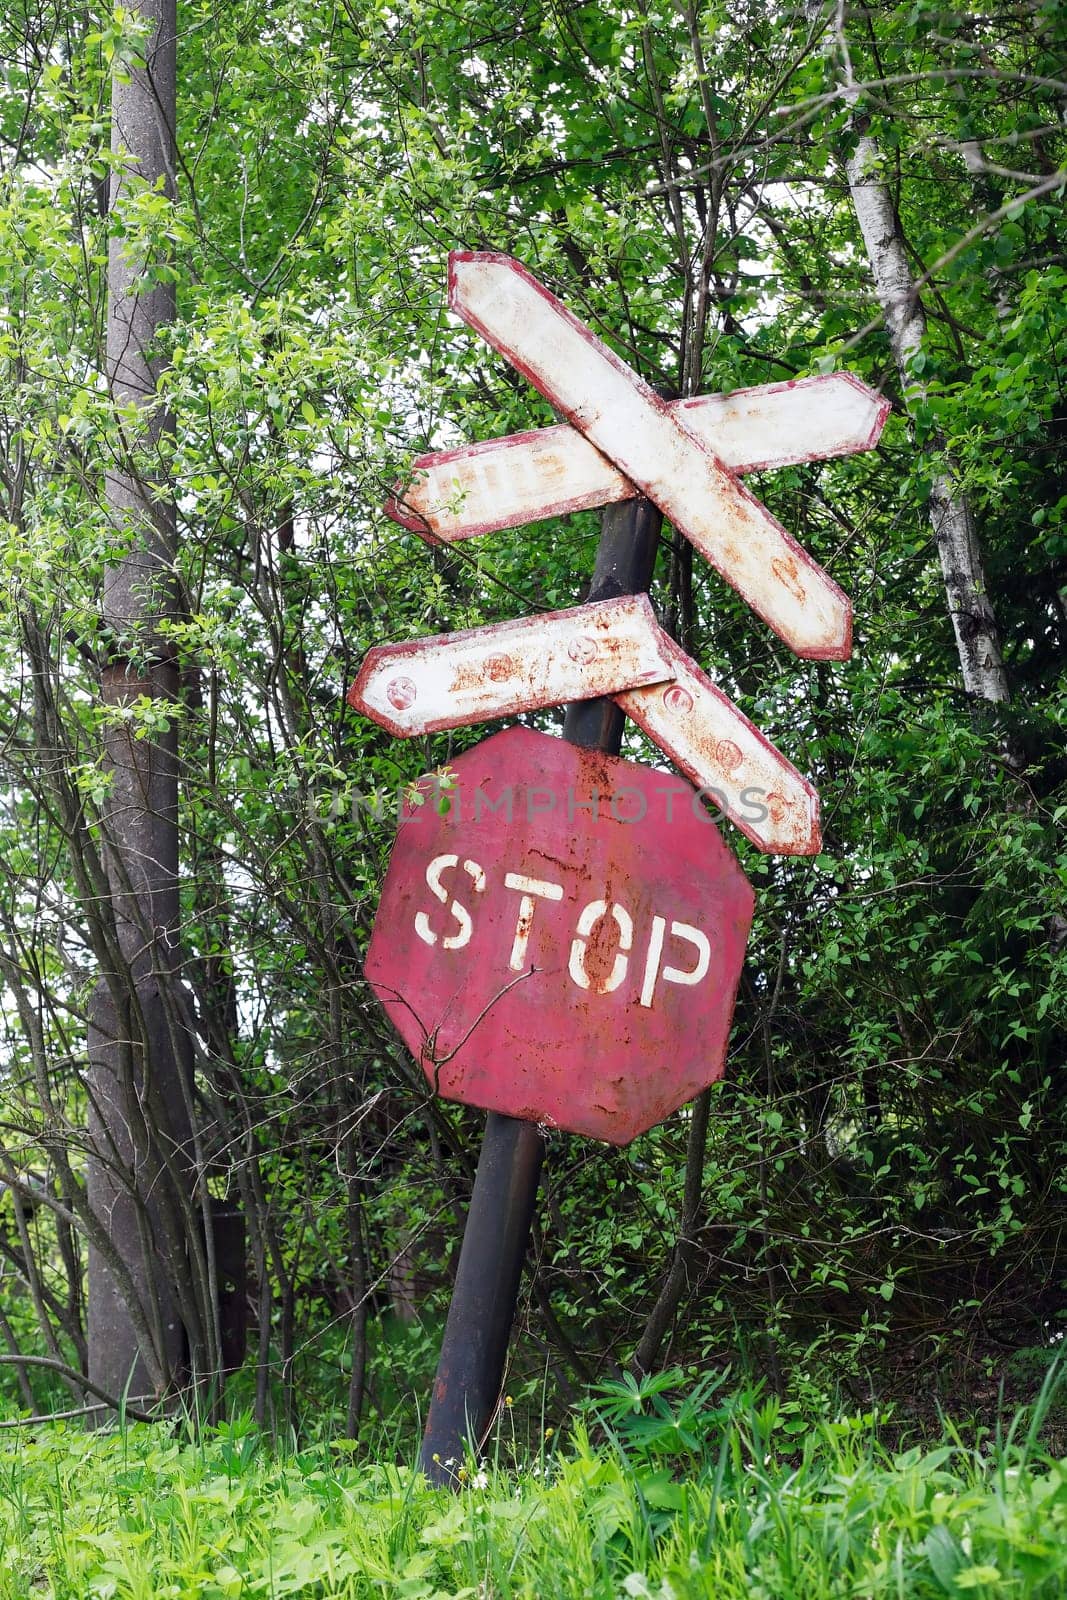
[{"xmin": 365, "ymin": 727, "xmax": 754, "ymax": 1146}]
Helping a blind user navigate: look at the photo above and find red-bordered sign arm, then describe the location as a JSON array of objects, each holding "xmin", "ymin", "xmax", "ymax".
[
  {"xmin": 387, "ymin": 375, "xmax": 889, "ymax": 546},
  {"xmin": 615, "ymin": 630, "xmax": 821, "ymax": 856},
  {"xmin": 448, "ymin": 252, "xmax": 852, "ymax": 662},
  {"xmin": 348, "ymin": 594, "xmax": 674, "ymax": 737}
]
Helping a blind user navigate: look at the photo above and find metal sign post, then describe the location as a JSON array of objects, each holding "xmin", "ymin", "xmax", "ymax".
[{"xmin": 417, "ymin": 494, "xmax": 662, "ymax": 1484}]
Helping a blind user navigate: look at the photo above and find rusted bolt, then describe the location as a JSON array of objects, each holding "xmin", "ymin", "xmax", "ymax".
[
  {"xmin": 715, "ymin": 739, "xmax": 743, "ymax": 771},
  {"xmin": 386, "ymin": 676, "xmax": 417, "ymax": 710},
  {"xmin": 568, "ymin": 636, "xmax": 598, "ymax": 664},
  {"xmin": 485, "ymin": 653, "xmax": 515, "ymax": 681},
  {"xmin": 663, "ymin": 684, "xmax": 694, "ymax": 715}
]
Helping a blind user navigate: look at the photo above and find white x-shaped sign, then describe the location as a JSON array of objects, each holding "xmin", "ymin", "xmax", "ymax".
[
  {"xmin": 396, "ymin": 253, "xmax": 886, "ymax": 660},
  {"xmin": 352, "ymin": 253, "xmax": 889, "ymax": 854}
]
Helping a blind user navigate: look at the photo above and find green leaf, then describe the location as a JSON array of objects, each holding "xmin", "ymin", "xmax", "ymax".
[{"xmin": 924, "ymin": 1526, "xmax": 966, "ymax": 1591}]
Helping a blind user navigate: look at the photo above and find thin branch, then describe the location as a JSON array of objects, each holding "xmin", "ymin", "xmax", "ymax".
[{"xmin": 0, "ymin": 1355, "xmax": 157, "ymax": 1422}]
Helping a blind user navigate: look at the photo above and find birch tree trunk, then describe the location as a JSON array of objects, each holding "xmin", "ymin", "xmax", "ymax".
[
  {"xmin": 87, "ymin": 0, "xmax": 207, "ymax": 1404},
  {"xmin": 845, "ymin": 127, "xmax": 1011, "ymax": 705}
]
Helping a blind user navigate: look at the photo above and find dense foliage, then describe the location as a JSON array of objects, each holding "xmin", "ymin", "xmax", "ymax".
[{"xmin": 0, "ymin": 0, "xmax": 1063, "ymax": 1431}]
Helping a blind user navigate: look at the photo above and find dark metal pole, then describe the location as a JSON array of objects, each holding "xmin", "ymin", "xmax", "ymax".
[{"xmin": 420, "ymin": 495, "xmax": 663, "ymax": 1484}]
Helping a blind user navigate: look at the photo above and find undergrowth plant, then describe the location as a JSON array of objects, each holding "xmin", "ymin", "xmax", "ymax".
[{"xmin": 0, "ymin": 1368, "xmax": 1064, "ymax": 1597}]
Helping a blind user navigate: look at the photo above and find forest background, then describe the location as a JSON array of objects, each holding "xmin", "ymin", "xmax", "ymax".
[{"xmin": 0, "ymin": 0, "xmax": 1063, "ymax": 1446}]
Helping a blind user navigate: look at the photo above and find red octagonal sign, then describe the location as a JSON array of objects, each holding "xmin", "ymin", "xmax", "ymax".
[{"xmin": 365, "ymin": 727, "xmax": 754, "ymax": 1146}]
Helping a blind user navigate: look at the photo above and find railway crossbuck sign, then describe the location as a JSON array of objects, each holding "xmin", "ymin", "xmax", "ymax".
[{"xmin": 350, "ymin": 252, "xmax": 888, "ymax": 1142}]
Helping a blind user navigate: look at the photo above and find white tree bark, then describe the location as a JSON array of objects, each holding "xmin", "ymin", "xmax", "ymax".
[{"xmin": 846, "ymin": 131, "xmax": 1011, "ymax": 704}]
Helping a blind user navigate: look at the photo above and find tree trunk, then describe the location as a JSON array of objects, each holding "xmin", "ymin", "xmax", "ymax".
[
  {"xmin": 845, "ymin": 127, "xmax": 1011, "ymax": 706},
  {"xmin": 87, "ymin": 0, "xmax": 202, "ymax": 1405}
]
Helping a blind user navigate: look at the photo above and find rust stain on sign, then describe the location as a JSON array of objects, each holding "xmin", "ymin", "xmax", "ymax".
[
  {"xmin": 771, "ymin": 556, "xmax": 807, "ymax": 603},
  {"xmin": 614, "ymin": 629, "xmax": 821, "ymax": 855}
]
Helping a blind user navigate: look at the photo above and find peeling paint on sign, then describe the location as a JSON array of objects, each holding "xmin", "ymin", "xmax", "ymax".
[{"xmin": 348, "ymin": 594, "xmax": 673, "ymax": 737}]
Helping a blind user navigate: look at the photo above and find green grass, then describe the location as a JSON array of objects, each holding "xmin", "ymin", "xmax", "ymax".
[{"xmin": 0, "ymin": 1372, "xmax": 1065, "ymax": 1597}]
